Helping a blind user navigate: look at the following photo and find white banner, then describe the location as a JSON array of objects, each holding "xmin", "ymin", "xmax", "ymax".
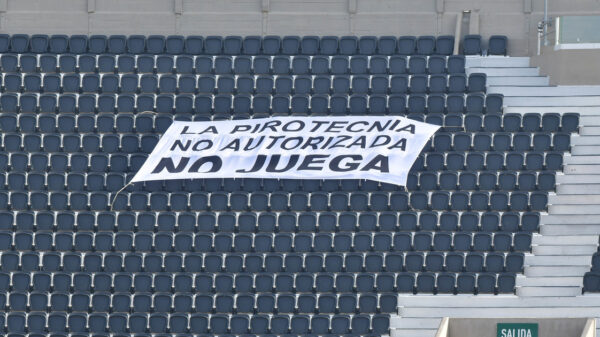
[{"xmin": 132, "ymin": 116, "xmax": 440, "ymax": 186}]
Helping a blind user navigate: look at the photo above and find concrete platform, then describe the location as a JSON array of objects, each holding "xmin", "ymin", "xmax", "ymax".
[
  {"xmin": 466, "ymin": 67, "xmax": 539, "ymax": 76},
  {"xmin": 504, "ymin": 106, "xmax": 600, "ymax": 114},
  {"xmin": 465, "ymin": 56, "xmax": 531, "ymax": 68},
  {"xmin": 503, "ymin": 96, "xmax": 600, "ymax": 106},
  {"xmin": 487, "ymin": 76, "xmax": 549, "ymax": 86},
  {"xmin": 489, "ymin": 86, "xmax": 600, "ymax": 97}
]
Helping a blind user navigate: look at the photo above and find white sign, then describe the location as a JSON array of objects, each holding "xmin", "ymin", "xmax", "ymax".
[{"xmin": 132, "ymin": 116, "xmax": 439, "ymax": 186}]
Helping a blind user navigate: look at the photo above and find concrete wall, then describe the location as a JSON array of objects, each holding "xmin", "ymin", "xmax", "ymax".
[
  {"xmin": 0, "ymin": 0, "xmax": 599, "ymax": 57},
  {"xmin": 532, "ymin": 46, "xmax": 600, "ymax": 85}
]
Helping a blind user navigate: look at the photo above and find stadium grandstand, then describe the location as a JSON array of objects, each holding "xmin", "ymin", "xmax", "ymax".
[{"xmin": 1, "ymin": 1, "xmax": 600, "ymax": 337}]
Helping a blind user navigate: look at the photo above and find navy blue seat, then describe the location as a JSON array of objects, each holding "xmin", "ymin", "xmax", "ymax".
[
  {"xmin": 166, "ymin": 35, "xmax": 185, "ymax": 54},
  {"xmin": 183, "ymin": 35, "xmax": 203, "ymax": 54},
  {"xmin": 320, "ymin": 36, "xmax": 339, "ymax": 55},
  {"xmin": 489, "ymin": 35, "xmax": 508, "ymax": 55},
  {"xmin": 125, "ymin": 35, "xmax": 145, "ymax": 53},
  {"xmin": 301, "ymin": 36, "xmax": 319, "ymax": 55},
  {"xmin": 147, "ymin": 35, "xmax": 166, "ymax": 54},
  {"xmin": 463, "ymin": 35, "xmax": 482, "ymax": 55},
  {"xmin": 417, "ymin": 36, "xmax": 435, "ymax": 55},
  {"xmin": 398, "ymin": 36, "xmax": 416, "ymax": 55},
  {"xmin": 436, "ymin": 35, "xmax": 455, "ymax": 55},
  {"xmin": 240, "ymin": 36, "xmax": 260, "ymax": 55},
  {"xmin": 108, "ymin": 35, "xmax": 126, "ymax": 54}
]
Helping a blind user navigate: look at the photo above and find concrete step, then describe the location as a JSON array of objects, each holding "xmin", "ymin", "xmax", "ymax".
[
  {"xmin": 525, "ymin": 255, "xmax": 591, "ymax": 266},
  {"xmin": 541, "ymin": 224, "xmax": 600, "ymax": 235},
  {"xmin": 556, "ymin": 183, "xmax": 600, "ymax": 194},
  {"xmin": 532, "ymin": 245, "xmax": 598, "ymax": 255},
  {"xmin": 564, "ymin": 164, "xmax": 600, "ymax": 174},
  {"xmin": 504, "ymin": 106, "xmax": 600, "ymax": 114},
  {"xmin": 517, "ymin": 276, "xmax": 584, "ymax": 287},
  {"xmin": 525, "ymin": 265, "xmax": 590, "ymax": 277},
  {"xmin": 532, "ymin": 234, "xmax": 599, "ymax": 245},
  {"xmin": 580, "ymin": 126, "xmax": 600, "ymax": 135},
  {"xmin": 397, "ymin": 295, "xmax": 600, "ymax": 307},
  {"xmin": 549, "ymin": 194, "xmax": 600, "ymax": 204},
  {"xmin": 549, "ymin": 204, "xmax": 600, "ymax": 214},
  {"xmin": 581, "ymin": 116, "xmax": 600, "ymax": 126},
  {"xmin": 398, "ymin": 305, "xmax": 599, "ymax": 317},
  {"xmin": 516, "ymin": 286, "xmax": 582, "ymax": 297},
  {"xmin": 390, "ymin": 329, "xmax": 435, "ymax": 337},
  {"xmin": 570, "ymin": 146, "xmax": 600, "ymax": 155},
  {"xmin": 555, "ymin": 174, "xmax": 600, "ymax": 184},
  {"xmin": 487, "ymin": 76, "xmax": 549, "ymax": 86},
  {"xmin": 466, "ymin": 67, "xmax": 539, "ymax": 76},
  {"xmin": 465, "ymin": 56, "xmax": 531, "ymax": 68},
  {"xmin": 489, "ymin": 86, "xmax": 600, "ymax": 97},
  {"xmin": 542, "ymin": 214, "xmax": 600, "ymax": 224},
  {"xmin": 389, "ymin": 317, "xmax": 441, "ymax": 329},
  {"xmin": 503, "ymin": 96, "xmax": 600, "ymax": 107},
  {"xmin": 571, "ymin": 136, "xmax": 600, "ymax": 146},
  {"xmin": 563, "ymin": 156, "xmax": 600, "ymax": 164}
]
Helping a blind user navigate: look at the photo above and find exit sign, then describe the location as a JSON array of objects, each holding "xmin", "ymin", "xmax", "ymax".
[{"xmin": 497, "ymin": 323, "xmax": 539, "ymax": 337}]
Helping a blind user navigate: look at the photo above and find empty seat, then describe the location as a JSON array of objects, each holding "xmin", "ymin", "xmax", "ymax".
[
  {"xmin": 147, "ymin": 35, "xmax": 166, "ymax": 54},
  {"xmin": 417, "ymin": 36, "xmax": 435, "ymax": 55},
  {"xmin": 489, "ymin": 35, "xmax": 508, "ymax": 55}
]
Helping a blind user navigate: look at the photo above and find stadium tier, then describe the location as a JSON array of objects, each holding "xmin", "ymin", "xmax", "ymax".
[{"xmin": 0, "ymin": 32, "xmax": 585, "ymax": 336}]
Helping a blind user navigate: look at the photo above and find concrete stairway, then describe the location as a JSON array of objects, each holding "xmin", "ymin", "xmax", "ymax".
[
  {"xmin": 392, "ymin": 296, "xmax": 600, "ymax": 337},
  {"xmin": 390, "ymin": 56, "xmax": 600, "ymax": 337},
  {"xmin": 468, "ymin": 56, "xmax": 600, "ymax": 297}
]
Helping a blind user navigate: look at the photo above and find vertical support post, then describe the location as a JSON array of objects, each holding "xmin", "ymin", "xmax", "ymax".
[
  {"xmin": 0, "ymin": 0, "xmax": 6, "ymax": 31},
  {"xmin": 435, "ymin": 0, "xmax": 444, "ymax": 35},
  {"xmin": 261, "ymin": 0, "xmax": 269, "ymax": 35},
  {"xmin": 174, "ymin": 0, "xmax": 183, "ymax": 34},
  {"xmin": 348, "ymin": 0, "xmax": 357, "ymax": 34},
  {"xmin": 453, "ymin": 12, "xmax": 463, "ymax": 55},
  {"xmin": 524, "ymin": 0, "xmax": 532, "ymax": 55},
  {"xmin": 555, "ymin": 16, "xmax": 560, "ymax": 45},
  {"xmin": 87, "ymin": 0, "xmax": 95, "ymax": 34},
  {"xmin": 87, "ymin": 0, "xmax": 95, "ymax": 13},
  {"xmin": 544, "ymin": 0, "xmax": 548, "ymax": 46},
  {"xmin": 537, "ymin": 21, "xmax": 542, "ymax": 55},
  {"xmin": 174, "ymin": 0, "xmax": 183, "ymax": 15}
]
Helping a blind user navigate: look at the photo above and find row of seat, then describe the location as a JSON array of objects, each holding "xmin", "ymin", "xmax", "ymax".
[
  {"xmin": 0, "ymin": 170, "xmax": 557, "ymax": 193},
  {"xmin": 0, "ymin": 189, "xmax": 549, "ymax": 213},
  {"xmin": 2, "ymin": 54, "xmax": 467, "ymax": 75},
  {"xmin": 2, "ymin": 290, "xmax": 398, "ymax": 314},
  {"xmin": 413, "ymin": 151, "xmax": 563, "ymax": 172},
  {"xmin": 425, "ymin": 132, "xmax": 571, "ymax": 152},
  {"xmin": 0, "ymin": 210, "xmax": 541, "ymax": 234},
  {"xmin": 0, "ymin": 311, "xmax": 391, "ymax": 334},
  {"xmin": 0, "ymin": 132, "xmax": 157, "ymax": 153},
  {"xmin": 0, "ymin": 112, "xmax": 577, "ymax": 136},
  {"xmin": 0, "ymin": 230, "xmax": 532, "ymax": 253},
  {"xmin": 0, "ymin": 92, "xmax": 500, "ymax": 115},
  {"xmin": 0, "ymin": 152, "xmax": 564, "ymax": 178},
  {"xmin": 0, "ymin": 270, "xmax": 512, "ymax": 295},
  {"xmin": 1, "ymin": 34, "xmax": 466, "ymax": 56},
  {"xmin": 1, "ymin": 170, "xmax": 558, "ymax": 196},
  {"xmin": 0, "ymin": 132, "xmax": 570, "ymax": 156},
  {"xmin": 0, "ymin": 250, "xmax": 525, "ymax": 274},
  {"xmin": 0, "ymin": 73, "xmax": 486, "ymax": 95}
]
